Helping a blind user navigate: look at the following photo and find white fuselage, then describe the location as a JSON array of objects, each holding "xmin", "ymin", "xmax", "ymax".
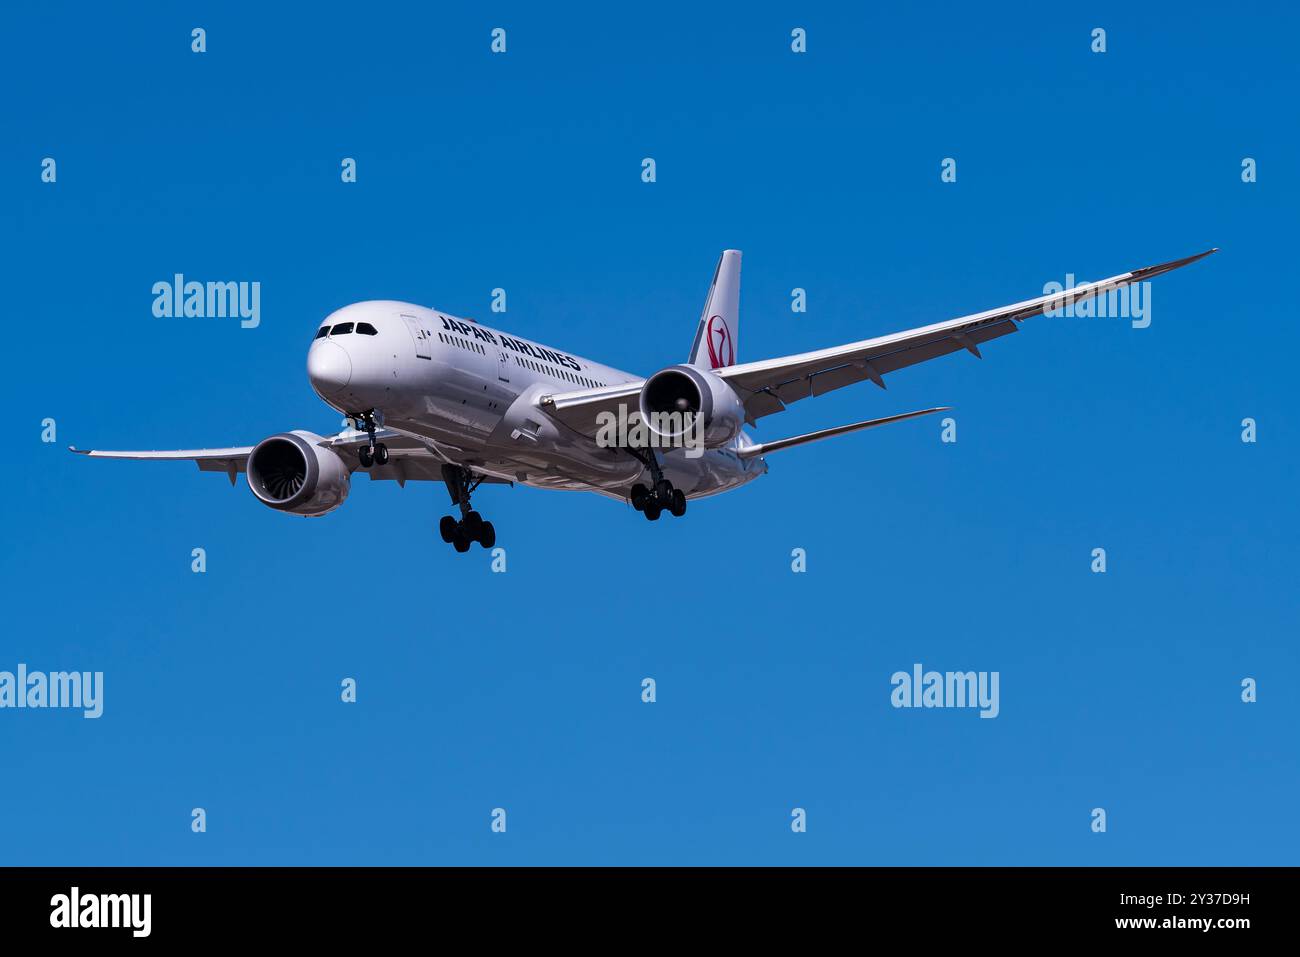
[{"xmin": 305, "ymin": 301, "xmax": 767, "ymax": 501}]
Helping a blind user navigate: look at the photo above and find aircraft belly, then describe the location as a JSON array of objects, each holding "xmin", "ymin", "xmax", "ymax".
[
  {"xmin": 392, "ymin": 382, "xmax": 761, "ymax": 501},
  {"xmin": 483, "ymin": 436, "xmax": 643, "ymax": 489},
  {"xmin": 475, "ymin": 387, "xmax": 639, "ymax": 488},
  {"xmin": 658, "ymin": 447, "xmax": 760, "ymax": 497},
  {"xmin": 506, "ymin": 447, "xmax": 756, "ymax": 499},
  {"xmin": 393, "ymin": 368, "xmax": 515, "ymax": 451}
]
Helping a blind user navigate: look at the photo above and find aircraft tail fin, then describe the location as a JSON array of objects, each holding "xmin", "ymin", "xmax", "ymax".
[{"xmin": 688, "ymin": 250, "xmax": 741, "ymax": 370}]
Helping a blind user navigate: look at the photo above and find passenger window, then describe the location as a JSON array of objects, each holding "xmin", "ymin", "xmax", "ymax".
[
  {"xmin": 356, "ymin": 323, "xmax": 378, "ymax": 336},
  {"xmin": 332, "ymin": 322, "xmax": 354, "ymax": 335},
  {"xmin": 315, "ymin": 326, "xmax": 330, "ymax": 339}
]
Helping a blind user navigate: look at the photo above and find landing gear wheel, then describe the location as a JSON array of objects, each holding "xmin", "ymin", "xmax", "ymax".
[
  {"xmin": 440, "ymin": 465, "xmax": 499, "ymax": 554},
  {"xmin": 625, "ymin": 447, "xmax": 685, "ymax": 524},
  {"xmin": 630, "ymin": 484, "xmax": 650, "ymax": 511},
  {"xmin": 669, "ymin": 489, "xmax": 686, "ymax": 517},
  {"xmin": 354, "ymin": 409, "xmax": 383, "ymax": 468}
]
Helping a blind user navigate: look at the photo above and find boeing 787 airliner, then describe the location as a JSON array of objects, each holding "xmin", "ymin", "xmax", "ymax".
[{"xmin": 73, "ymin": 248, "xmax": 1214, "ymax": 552}]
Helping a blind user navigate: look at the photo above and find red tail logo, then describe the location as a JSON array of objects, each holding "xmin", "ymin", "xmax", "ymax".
[{"xmin": 705, "ymin": 314, "xmax": 734, "ymax": 368}]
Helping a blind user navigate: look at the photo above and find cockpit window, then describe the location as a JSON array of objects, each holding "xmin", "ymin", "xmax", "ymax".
[
  {"xmin": 356, "ymin": 322, "xmax": 378, "ymax": 336},
  {"xmin": 331, "ymin": 322, "xmax": 354, "ymax": 335},
  {"xmin": 314, "ymin": 326, "xmax": 330, "ymax": 339}
]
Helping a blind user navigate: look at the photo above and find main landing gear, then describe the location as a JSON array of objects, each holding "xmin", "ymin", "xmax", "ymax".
[
  {"xmin": 438, "ymin": 464, "xmax": 496, "ymax": 553},
  {"xmin": 627, "ymin": 449, "xmax": 687, "ymax": 521},
  {"xmin": 353, "ymin": 410, "xmax": 389, "ymax": 468}
]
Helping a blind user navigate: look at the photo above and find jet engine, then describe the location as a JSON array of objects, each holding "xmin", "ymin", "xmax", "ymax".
[
  {"xmin": 246, "ymin": 430, "xmax": 350, "ymax": 516},
  {"xmin": 639, "ymin": 364, "xmax": 745, "ymax": 448}
]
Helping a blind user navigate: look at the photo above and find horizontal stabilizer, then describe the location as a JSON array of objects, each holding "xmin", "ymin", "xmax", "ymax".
[{"xmin": 737, "ymin": 407, "xmax": 949, "ymax": 459}]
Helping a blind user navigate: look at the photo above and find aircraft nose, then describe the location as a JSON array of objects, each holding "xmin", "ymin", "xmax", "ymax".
[{"xmin": 308, "ymin": 340, "xmax": 352, "ymax": 396}]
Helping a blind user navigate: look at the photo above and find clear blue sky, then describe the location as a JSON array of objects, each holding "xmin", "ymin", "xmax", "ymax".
[{"xmin": 3, "ymin": 2, "xmax": 1296, "ymax": 864}]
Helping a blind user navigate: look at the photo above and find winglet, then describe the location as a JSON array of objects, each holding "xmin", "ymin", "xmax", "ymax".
[{"xmin": 1129, "ymin": 247, "xmax": 1218, "ymax": 282}]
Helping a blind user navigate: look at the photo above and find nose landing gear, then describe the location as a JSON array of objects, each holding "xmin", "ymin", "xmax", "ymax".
[
  {"xmin": 438, "ymin": 464, "xmax": 496, "ymax": 552},
  {"xmin": 352, "ymin": 409, "xmax": 388, "ymax": 468}
]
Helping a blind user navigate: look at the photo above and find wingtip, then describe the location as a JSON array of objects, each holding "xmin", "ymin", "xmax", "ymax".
[
  {"xmin": 1136, "ymin": 247, "xmax": 1219, "ymax": 278},
  {"xmin": 1181, "ymin": 248, "xmax": 1218, "ymax": 265}
]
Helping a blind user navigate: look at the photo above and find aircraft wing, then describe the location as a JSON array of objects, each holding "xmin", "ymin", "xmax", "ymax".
[
  {"xmin": 70, "ymin": 444, "xmax": 255, "ymax": 481},
  {"xmin": 737, "ymin": 406, "xmax": 950, "ymax": 458},
  {"xmin": 534, "ymin": 249, "xmax": 1214, "ymax": 434},
  {"xmin": 69, "ymin": 428, "xmax": 509, "ymax": 486},
  {"xmin": 537, "ymin": 381, "xmax": 644, "ymax": 438},
  {"xmin": 717, "ymin": 249, "xmax": 1216, "ymax": 422}
]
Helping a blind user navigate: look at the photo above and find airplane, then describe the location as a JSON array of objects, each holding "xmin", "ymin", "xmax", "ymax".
[{"xmin": 72, "ymin": 247, "xmax": 1216, "ymax": 553}]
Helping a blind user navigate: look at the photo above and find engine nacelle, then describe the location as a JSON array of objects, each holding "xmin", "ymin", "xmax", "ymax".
[
  {"xmin": 639, "ymin": 364, "xmax": 745, "ymax": 449},
  {"xmin": 246, "ymin": 430, "xmax": 350, "ymax": 517}
]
